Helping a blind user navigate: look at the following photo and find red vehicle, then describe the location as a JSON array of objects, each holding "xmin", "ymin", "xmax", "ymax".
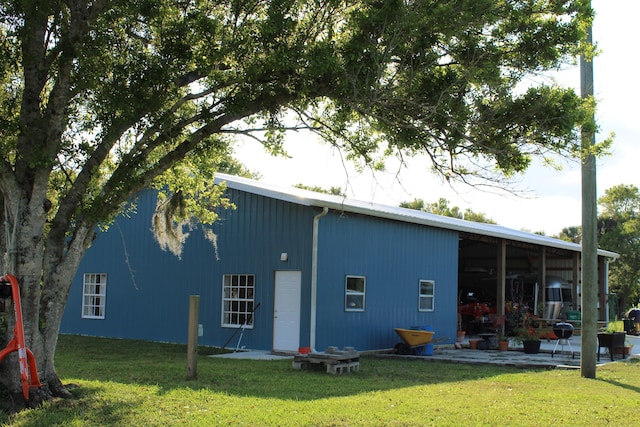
[{"xmin": 458, "ymin": 286, "xmax": 495, "ymax": 318}]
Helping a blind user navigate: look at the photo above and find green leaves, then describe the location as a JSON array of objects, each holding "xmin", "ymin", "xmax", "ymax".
[
  {"xmin": 400, "ymin": 197, "xmax": 496, "ymax": 224},
  {"xmin": 598, "ymin": 185, "xmax": 640, "ymax": 306},
  {"xmin": 310, "ymin": 0, "xmax": 595, "ymax": 184},
  {"xmin": 152, "ymin": 141, "xmax": 236, "ymax": 226},
  {"xmin": 2, "ymin": 0, "xmax": 596, "ymax": 251}
]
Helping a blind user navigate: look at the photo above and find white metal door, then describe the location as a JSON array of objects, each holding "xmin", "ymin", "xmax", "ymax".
[{"xmin": 273, "ymin": 271, "xmax": 301, "ymax": 352}]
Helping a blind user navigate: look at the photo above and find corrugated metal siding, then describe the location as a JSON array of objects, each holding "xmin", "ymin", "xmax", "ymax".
[
  {"xmin": 315, "ymin": 211, "xmax": 459, "ymax": 351},
  {"xmin": 62, "ymin": 187, "xmax": 460, "ymax": 352},
  {"xmin": 545, "ymin": 258, "xmax": 575, "ymax": 282},
  {"xmin": 215, "ymin": 173, "xmax": 618, "ymax": 260},
  {"xmin": 61, "ymin": 189, "xmax": 316, "ymax": 350},
  {"xmin": 209, "ymin": 189, "xmax": 316, "ymax": 349},
  {"xmin": 61, "ymin": 191, "xmax": 209, "ymax": 344}
]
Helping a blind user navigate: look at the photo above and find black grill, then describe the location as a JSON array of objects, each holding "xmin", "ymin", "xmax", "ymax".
[
  {"xmin": 553, "ymin": 322, "xmax": 574, "ymax": 339},
  {"xmin": 551, "ymin": 322, "xmax": 576, "ymax": 358}
]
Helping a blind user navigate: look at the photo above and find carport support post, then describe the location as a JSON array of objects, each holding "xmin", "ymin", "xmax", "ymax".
[
  {"xmin": 496, "ymin": 240, "xmax": 506, "ymax": 317},
  {"xmin": 537, "ymin": 247, "xmax": 546, "ymax": 316},
  {"xmin": 187, "ymin": 295, "xmax": 200, "ymax": 380}
]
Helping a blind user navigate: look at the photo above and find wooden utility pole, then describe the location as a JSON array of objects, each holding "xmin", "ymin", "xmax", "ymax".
[{"xmin": 580, "ymin": 11, "xmax": 598, "ymax": 379}]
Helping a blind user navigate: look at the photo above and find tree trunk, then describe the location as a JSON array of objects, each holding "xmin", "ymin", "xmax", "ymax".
[
  {"xmin": 40, "ymin": 233, "xmax": 93, "ymax": 400},
  {"xmin": 0, "ymin": 196, "xmax": 93, "ymax": 408}
]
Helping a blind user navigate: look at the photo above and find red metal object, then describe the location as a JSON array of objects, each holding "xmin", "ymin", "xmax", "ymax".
[
  {"xmin": 458, "ymin": 302, "xmax": 493, "ymax": 319},
  {"xmin": 0, "ymin": 274, "xmax": 42, "ymax": 400}
]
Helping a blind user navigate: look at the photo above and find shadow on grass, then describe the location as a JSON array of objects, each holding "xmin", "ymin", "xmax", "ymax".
[
  {"xmin": 55, "ymin": 335, "xmax": 538, "ymax": 402},
  {"xmin": 2, "ymin": 383, "xmax": 145, "ymax": 426},
  {"xmin": 599, "ymin": 359, "xmax": 640, "ymax": 393},
  {"xmin": 599, "ymin": 378, "xmax": 640, "ymax": 394}
]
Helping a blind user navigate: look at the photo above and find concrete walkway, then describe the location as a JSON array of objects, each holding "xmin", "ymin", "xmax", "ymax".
[
  {"xmin": 210, "ymin": 333, "xmax": 640, "ymax": 369},
  {"xmin": 210, "ymin": 350, "xmax": 292, "ymax": 360}
]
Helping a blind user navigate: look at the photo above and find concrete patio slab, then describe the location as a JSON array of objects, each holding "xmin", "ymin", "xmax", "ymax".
[
  {"xmin": 208, "ymin": 334, "xmax": 640, "ymax": 369},
  {"xmin": 382, "ymin": 332, "xmax": 640, "ymax": 369}
]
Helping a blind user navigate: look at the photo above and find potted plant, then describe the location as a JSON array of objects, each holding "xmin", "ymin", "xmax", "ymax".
[
  {"xmin": 468, "ymin": 337, "xmax": 484, "ymax": 350},
  {"xmin": 496, "ymin": 330, "xmax": 509, "ymax": 351},
  {"xmin": 613, "ymin": 339, "xmax": 633, "ymax": 356},
  {"xmin": 514, "ymin": 327, "xmax": 542, "ymax": 354},
  {"xmin": 597, "ymin": 323, "xmax": 627, "ymax": 361},
  {"xmin": 513, "ymin": 311, "xmax": 541, "ymax": 354},
  {"xmin": 625, "ymin": 340, "xmax": 634, "ymax": 356}
]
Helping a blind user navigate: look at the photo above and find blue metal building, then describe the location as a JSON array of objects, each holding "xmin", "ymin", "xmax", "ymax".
[{"xmin": 60, "ymin": 173, "xmax": 618, "ymax": 352}]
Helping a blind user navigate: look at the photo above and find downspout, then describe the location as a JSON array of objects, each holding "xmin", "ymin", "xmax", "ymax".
[
  {"xmin": 604, "ymin": 256, "xmax": 616, "ymax": 322},
  {"xmin": 310, "ymin": 207, "xmax": 328, "ymax": 352}
]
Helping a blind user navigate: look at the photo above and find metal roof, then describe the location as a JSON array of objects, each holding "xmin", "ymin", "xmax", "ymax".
[{"xmin": 214, "ymin": 173, "xmax": 619, "ymax": 259}]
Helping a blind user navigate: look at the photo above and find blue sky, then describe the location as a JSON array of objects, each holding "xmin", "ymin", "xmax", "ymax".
[{"xmin": 232, "ymin": 0, "xmax": 640, "ymax": 236}]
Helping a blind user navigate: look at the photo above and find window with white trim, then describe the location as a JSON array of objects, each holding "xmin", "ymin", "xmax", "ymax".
[
  {"xmin": 222, "ymin": 274, "xmax": 255, "ymax": 328},
  {"xmin": 82, "ymin": 273, "xmax": 107, "ymax": 319},
  {"xmin": 345, "ymin": 275, "xmax": 365, "ymax": 311},
  {"xmin": 419, "ymin": 280, "xmax": 435, "ymax": 311}
]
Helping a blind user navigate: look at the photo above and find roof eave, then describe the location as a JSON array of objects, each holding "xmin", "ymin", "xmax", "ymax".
[{"xmin": 214, "ymin": 173, "xmax": 620, "ymax": 259}]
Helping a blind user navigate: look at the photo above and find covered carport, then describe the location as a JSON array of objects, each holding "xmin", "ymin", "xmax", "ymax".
[{"xmin": 456, "ymin": 227, "xmax": 619, "ymax": 334}]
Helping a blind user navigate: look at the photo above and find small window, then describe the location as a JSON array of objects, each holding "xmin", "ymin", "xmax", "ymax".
[
  {"xmin": 345, "ymin": 276, "xmax": 365, "ymax": 311},
  {"xmin": 222, "ymin": 274, "xmax": 255, "ymax": 328},
  {"xmin": 419, "ymin": 280, "xmax": 435, "ymax": 311},
  {"xmin": 82, "ymin": 273, "xmax": 107, "ymax": 319}
]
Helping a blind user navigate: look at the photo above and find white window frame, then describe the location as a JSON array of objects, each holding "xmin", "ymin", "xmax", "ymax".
[
  {"xmin": 419, "ymin": 280, "xmax": 435, "ymax": 312},
  {"xmin": 221, "ymin": 274, "xmax": 255, "ymax": 328},
  {"xmin": 345, "ymin": 275, "xmax": 366, "ymax": 312},
  {"xmin": 82, "ymin": 273, "xmax": 107, "ymax": 319}
]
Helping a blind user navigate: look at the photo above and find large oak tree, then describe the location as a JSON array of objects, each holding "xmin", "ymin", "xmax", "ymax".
[{"xmin": 1, "ymin": 0, "xmax": 593, "ymax": 405}]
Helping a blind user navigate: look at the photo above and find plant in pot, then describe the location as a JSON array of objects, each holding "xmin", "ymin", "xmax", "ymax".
[
  {"xmin": 496, "ymin": 330, "xmax": 509, "ymax": 351},
  {"xmin": 613, "ymin": 339, "xmax": 634, "ymax": 356},
  {"xmin": 514, "ymin": 327, "xmax": 542, "ymax": 354},
  {"xmin": 513, "ymin": 312, "xmax": 541, "ymax": 354},
  {"xmin": 625, "ymin": 340, "xmax": 634, "ymax": 356},
  {"xmin": 597, "ymin": 324, "xmax": 627, "ymax": 361},
  {"xmin": 622, "ymin": 340, "xmax": 633, "ymax": 355}
]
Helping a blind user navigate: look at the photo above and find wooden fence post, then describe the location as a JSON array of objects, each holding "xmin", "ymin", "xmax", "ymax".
[{"xmin": 186, "ymin": 295, "xmax": 200, "ymax": 380}]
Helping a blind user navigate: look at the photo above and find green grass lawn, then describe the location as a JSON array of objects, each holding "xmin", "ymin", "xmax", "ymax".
[{"xmin": 2, "ymin": 335, "xmax": 640, "ymax": 426}]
